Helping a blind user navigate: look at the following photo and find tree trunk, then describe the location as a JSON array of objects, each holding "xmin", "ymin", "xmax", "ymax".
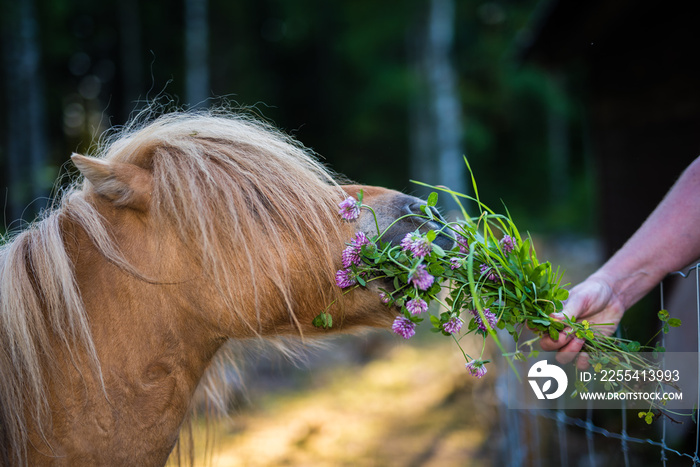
[
  {"xmin": 409, "ymin": 0, "xmax": 465, "ymax": 216},
  {"xmin": 2, "ymin": 0, "xmax": 48, "ymax": 223},
  {"xmin": 184, "ymin": 0, "xmax": 210, "ymax": 108}
]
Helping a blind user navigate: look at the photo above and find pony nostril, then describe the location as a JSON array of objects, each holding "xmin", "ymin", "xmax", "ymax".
[
  {"xmin": 408, "ymin": 202, "xmax": 444, "ymax": 222},
  {"xmin": 430, "ymin": 206, "xmax": 446, "ymax": 222},
  {"xmin": 408, "ymin": 202, "xmax": 423, "ymax": 214},
  {"xmin": 407, "ymin": 202, "xmax": 428, "ymax": 216}
]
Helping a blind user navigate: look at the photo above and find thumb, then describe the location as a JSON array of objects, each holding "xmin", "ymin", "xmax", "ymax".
[{"xmin": 557, "ymin": 286, "xmax": 592, "ymax": 323}]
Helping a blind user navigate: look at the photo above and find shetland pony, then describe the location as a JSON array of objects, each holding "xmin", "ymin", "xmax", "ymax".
[{"xmin": 0, "ymin": 112, "xmax": 447, "ymax": 466}]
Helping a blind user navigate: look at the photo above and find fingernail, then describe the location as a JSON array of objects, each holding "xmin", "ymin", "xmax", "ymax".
[{"xmin": 551, "ymin": 312, "xmax": 565, "ymax": 319}]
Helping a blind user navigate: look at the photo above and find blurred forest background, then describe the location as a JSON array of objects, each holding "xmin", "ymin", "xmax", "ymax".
[
  {"xmin": 4, "ymin": 0, "xmax": 700, "ymax": 465},
  {"xmin": 0, "ymin": 0, "xmax": 591, "ymax": 236}
]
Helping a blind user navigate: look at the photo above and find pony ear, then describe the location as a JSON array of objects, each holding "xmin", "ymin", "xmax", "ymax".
[{"xmin": 71, "ymin": 154, "xmax": 153, "ymax": 212}]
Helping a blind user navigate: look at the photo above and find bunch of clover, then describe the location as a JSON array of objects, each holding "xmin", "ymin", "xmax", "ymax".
[
  {"xmin": 313, "ymin": 164, "xmax": 682, "ymax": 423},
  {"xmin": 317, "ymin": 187, "xmax": 572, "ymax": 380}
]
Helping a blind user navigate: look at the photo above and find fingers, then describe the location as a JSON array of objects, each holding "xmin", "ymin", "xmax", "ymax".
[
  {"xmin": 553, "ymin": 338, "xmax": 585, "ymax": 364},
  {"xmin": 539, "ymin": 311, "xmax": 574, "ymax": 351},
  {"xmin": 539, "ymin": 285, "xmax": 590, "ymax": 351},
  {"xmin": 539, "ymin": 331, "xmax": 570, "ymax": 351},
  {"xmin": 575, "ymin": 352, "xmax": 591, "ymax": 370},
  {"xmin": 537, "ymin": 310, "xmax": 587, "ymax": 364}
]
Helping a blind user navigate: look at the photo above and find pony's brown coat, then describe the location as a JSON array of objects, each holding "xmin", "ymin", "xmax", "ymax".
[{"xmin": 0, "ymin": 112, "xmax": 432, "ymax": 466}]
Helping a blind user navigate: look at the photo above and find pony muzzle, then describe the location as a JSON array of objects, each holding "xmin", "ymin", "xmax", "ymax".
[{"xmin": 406, "ymin": 201, "xmax": 455, "ymax": 251}]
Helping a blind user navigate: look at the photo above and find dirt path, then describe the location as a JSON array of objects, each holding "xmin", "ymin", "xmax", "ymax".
[{"xmin": 182, "ymin": 336, "xmax": 497, "ymax": 466}]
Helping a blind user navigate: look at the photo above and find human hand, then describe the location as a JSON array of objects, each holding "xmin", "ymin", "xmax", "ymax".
[{"xmin": 539, "ymin": 276, "xmax": 626, "ymax": 368}]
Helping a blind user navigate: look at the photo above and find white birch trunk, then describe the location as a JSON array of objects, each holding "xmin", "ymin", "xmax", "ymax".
[
  {"xmin": 409, "ymin": 0, "xmax": 465, "ymax": 215},
  {"xmin": 184, "ymin": 0, "xmax": 210, "ymax": 108}
]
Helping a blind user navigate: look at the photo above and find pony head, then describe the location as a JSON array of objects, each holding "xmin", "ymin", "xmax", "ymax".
[{"xmin": 68, "ymin": 112, "xmax": 447, "ymax": 337}]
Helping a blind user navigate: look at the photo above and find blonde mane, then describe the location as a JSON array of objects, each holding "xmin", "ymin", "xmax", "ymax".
[{"xmin": 0, "ymin": 111, "xmax": 348, "ymax": 465}]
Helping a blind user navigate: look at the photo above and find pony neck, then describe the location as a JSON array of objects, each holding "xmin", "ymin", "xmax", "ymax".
[{"xmin": 28, "ymin": 201, "xmax": 225, "ymax": 465}]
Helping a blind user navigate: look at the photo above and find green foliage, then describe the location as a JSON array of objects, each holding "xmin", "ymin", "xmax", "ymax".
[
  {"xmin": 638, "ymin": 410, "xmax": 655, "ymax": 425},
  {"xmin": 312, "ymin": 312, "xmax": 333, "ymax": 329},
  {"xmin": 658, "ymin": 308, "xmax": 682, "ymax": 334}
]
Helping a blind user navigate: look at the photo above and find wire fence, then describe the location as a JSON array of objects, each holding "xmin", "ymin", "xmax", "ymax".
[{"xmin": 496, "ymin": 265, "xmax": 700, "ymax": 467}]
